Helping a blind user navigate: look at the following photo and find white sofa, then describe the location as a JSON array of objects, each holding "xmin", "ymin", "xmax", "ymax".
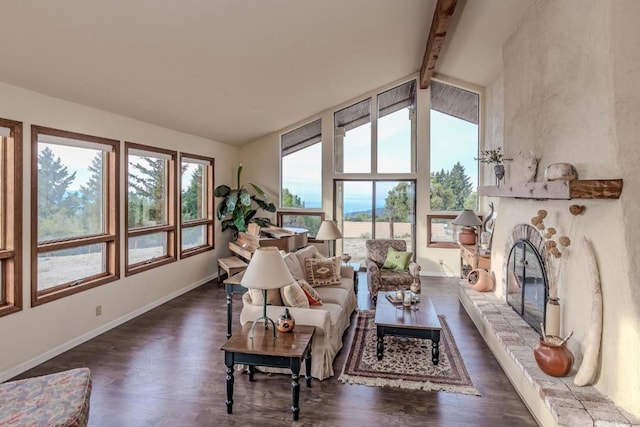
[{"xmin": 240, "ymin": 245, "xmax": 357, "ymax": 380}]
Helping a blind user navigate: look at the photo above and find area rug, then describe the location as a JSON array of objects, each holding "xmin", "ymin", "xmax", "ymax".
[{"xmin": 339, "ymin": 310, "xmax": 480, "ymax": 396}]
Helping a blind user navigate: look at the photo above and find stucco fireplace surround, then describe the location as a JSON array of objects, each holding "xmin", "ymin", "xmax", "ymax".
[{"xmin": 458, "ymin": 224, "xmax": 639, "ymax": 427}]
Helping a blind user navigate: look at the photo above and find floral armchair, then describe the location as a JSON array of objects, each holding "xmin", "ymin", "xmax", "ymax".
[{"xmin": 365, "ymin": 239, "xmax": 421, "ymax": 303}]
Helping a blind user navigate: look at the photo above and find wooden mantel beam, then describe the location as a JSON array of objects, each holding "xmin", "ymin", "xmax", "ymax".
[{"xmin": 419, "ymin": 0, "xmax": 458, "ymax": 89}]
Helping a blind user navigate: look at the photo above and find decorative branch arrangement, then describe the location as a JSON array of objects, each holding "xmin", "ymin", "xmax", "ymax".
[{"xmin": 474, "ymin": 147, "xmax": 513, "ymax": 165}]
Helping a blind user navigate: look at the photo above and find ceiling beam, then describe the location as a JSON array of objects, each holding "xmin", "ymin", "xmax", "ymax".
[{"xmin": 419, "ymin": 0, "xmax": 458, "ymax": 89}]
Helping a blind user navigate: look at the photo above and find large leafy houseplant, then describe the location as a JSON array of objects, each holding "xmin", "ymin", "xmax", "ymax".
[{"xmin": 214, "ymin": 164, "xmax": 276, "ymax": 234}]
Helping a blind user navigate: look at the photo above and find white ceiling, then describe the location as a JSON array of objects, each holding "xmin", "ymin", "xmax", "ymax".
[{"xmin": 0, "ymin": 0, "xmax": 534, "ymax": 146}]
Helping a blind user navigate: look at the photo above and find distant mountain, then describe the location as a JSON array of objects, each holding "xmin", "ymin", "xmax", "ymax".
[{"xmin": 344, "ymin": 207, "xmax": 387, "ymax": 219}]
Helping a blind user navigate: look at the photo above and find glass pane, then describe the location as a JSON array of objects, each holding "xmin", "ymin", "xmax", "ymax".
[
  {"xmin": 375, "ymin": 181, "xmax": 415, "ymax": 252},
  {"xmin": 336, "ymin": 181, "xmax": 373, "ymax": 264},
  {"xmin": 182, "ymin": 225, "xmax": 206, "ymax": 251},
  {"xmin": 335, "ymin": 99, "xmax": 371, "ymax": 173},
  {"xmin": 280, "ymin": 214, "xmax": 322, "ymax": 238},
  {"xmin": 377, "ymin": 81, "xmax": 416, "ymax": 173},
  {"xmin": 181, "ymin": 162, "xmax": 207, "ymax": 221},
  {"xmin": 429, "ymin": 216, "xmax": 457, "ymax": 244},
  {"xmin": 429, "ymin": 84, "xmax": 479, "ymax": 211},
  {"xmin": 128, "ymin": 232, "xmax": 168, "ymax": 265},
  {"xmin": 282, "ymin": 142, "xmax": 322, "ymax": 208},
  {"xmin": 37, "ymin": 143, "xmax": 104, "ymax": 242},
  {"xmin": 128, "ymin": 154, "xmax": 168, "ymax": 228},
  {"xmin": 38, "ymin": 244, "xmax": 106, "ymax": 291}
]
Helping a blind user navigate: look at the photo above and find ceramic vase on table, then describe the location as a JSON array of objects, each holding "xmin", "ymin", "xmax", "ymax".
[
  {"xmin": 276, "ymin": 308, "xmax": 295, "ymax": 333},
  {"xmin": 533, "ymin": 336, "xmax": 574, "ymax": 377},
  {"xmin": 545, "ymin": 298, "xmax": 561, "ymax": 337}
]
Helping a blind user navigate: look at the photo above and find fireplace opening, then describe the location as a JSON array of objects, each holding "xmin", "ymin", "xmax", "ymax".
[{"xmin": 506, "ymin": 239, "xmax": 547, "ymax": 335}]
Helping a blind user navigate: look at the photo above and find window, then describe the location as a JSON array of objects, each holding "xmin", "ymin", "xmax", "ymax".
[
  {"xmin": 377, "ymin": 80, "xmax": 416, "ymax": 173},
  {"xmin": 277, "ymin": 211, "xmax": 325, "ymax": 242},
  {"xmin": 126, "ymin": 142, "xmax": 177, "ymax": 275},
  {"xmin": 334, "ymin": 99, "xmax": 371, "ymax": 173},
  {"xmin": 334, "ymin": 80, "xmax": 417, "ymax": 175},
  {"xmin": 31, "ymin": 126, "xmax": 119, "ymax": 305},
  {"xmin": 0, "ymin": 119, "xmax": 22, "ymax": 316},
  {"xmin": 180, "ymin": 153, "xmax": 214, "ymax": 257},
  {"xmin": 281, "ymin": 119, "xmax": 322, "ymax": 209},
  {"xmin": 334, "ymin": 179, "xmax": 416, "ymax": 264},
  {"xmin": 429, "ymin": 80, "xmax": 479, "ymax": 211}
]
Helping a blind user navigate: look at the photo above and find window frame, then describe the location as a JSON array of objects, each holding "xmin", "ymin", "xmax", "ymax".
[
  {"xmin": 427, "ymin": 214, "xmax": 483, "ymax": 249},
  {"xmin": 0, "ymin": 118, "xmax": 22, "ymax": 316},
  {"xmin": 125, "ymin": 142, "xmax": 177, "ymax": 276},
  {"xmin": 276, "ymin": 210, "xmax": 325, "ymax": 243},
  {"xmin": 31, "ymin": 125, "xmax": 119, "ymax": 306},
  {"xmin": 179, "ymin": 152, "xmax": 214, "ymax": 258}
]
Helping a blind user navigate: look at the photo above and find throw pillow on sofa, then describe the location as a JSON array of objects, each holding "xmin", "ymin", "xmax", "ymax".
[
  {"xmin": 297, "ymin": 279, "xmax": 322, "ymax": 306},
  {"xmin": 382, "ymin": 247, "xmax": 413, "ymax": 271},
  {"xmin": 281, "ymin": 282, "xmax": 310, "ymax": 308},
  {"xmin": 305, "ymin": 257, "xmax": 341, "ymax": 287}
]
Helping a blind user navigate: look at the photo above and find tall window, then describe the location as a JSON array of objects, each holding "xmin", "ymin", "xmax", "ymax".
[
  {"xmin": 31, "ymin": 126, "xmax": 119, "ymax": 305},
  {"xmin": 281, "ymin": 119, "xmax": 322, "ymax": 209},
  {"xmin": 335, "ymin": 80, "xmax": 417, "ymax": 175},
  {"xmin": 180, "ymin": 153, "xmax": 214, "ymax": 258},
  {"xmin": 126, "ymin": 143, "xmax": 177, "ymax": 275},
  {"xmin": 429, "ymin": 80, "xmax": 479, "ymax": 211},
  {"xmin": 0, "ymin": 119, "xmax": 22, "ymax": 316}
]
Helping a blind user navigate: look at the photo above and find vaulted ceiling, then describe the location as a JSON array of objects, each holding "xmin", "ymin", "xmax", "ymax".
[{"xmin": 0, "ymin": 0, "xmax": 534, "ymax": 145}]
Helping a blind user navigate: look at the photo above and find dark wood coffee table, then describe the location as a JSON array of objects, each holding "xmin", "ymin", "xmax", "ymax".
[
  {"xmin": 374, "ymin": 291, "xmax": 442, "ymax": 365},
  {"xmin": 220, "ymin": 323, "xmax": 314, "ymax": 421}
]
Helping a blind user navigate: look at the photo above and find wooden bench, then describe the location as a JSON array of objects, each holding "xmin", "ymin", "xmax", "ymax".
[{"xmin": 217, "ymin": 256, "xmax": 248, "ymax": 283}]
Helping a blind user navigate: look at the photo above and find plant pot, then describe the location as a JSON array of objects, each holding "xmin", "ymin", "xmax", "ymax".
[
  {"xmin": 458, "ymin": 227, "xmax": 476, "ymax": 245},
  {"xmin": 533, "ymin": 336, "xmax": 574, "ymax": 377}
]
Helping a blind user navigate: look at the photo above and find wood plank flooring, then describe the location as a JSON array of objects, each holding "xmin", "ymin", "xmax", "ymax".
[{"xmin": 14, "ymin": 275, "xmax": 538, "ymax": 426}]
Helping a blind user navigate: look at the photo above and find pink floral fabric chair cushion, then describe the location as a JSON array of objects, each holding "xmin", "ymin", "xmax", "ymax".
[
  {"xmin": 0, "ymin": 367, "xmax": 92, "ymax": 427},
  {"xmin": 365, "ymin": 239, "xmax": 421, "ymax": 303}
]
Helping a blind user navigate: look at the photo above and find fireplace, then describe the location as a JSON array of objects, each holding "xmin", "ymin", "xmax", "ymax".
[{"xmin": 503, "ymin": 224, "xmax": 548, "ymax": 335}]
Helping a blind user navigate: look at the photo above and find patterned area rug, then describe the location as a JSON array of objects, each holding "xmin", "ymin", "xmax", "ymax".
[{"xmin": 339, "ymin": 310, "xmax": 480, "ymax": 396}]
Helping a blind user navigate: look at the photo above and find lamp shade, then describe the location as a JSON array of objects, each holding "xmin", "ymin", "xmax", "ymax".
[
  {"xmin": 241, "ymin": 247, "xmax": 294, "ymax": 290},
  {"xmin": 452, "ymin": 209, "xmax": 482, "ymax": 227},
  {"xmin": 315, "ymin": 220, "xmax": 342, "ymax": 241}
]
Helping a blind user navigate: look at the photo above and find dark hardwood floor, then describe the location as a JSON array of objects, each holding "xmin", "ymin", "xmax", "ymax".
[{"xmin": 15, "ymin": 274, "xmax": 537, "ymax": 426}]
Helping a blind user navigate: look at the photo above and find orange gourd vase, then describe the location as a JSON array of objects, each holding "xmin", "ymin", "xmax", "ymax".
[{"xmin": 533, "ymin": 336, "xmax": 574, "ymax": 377}]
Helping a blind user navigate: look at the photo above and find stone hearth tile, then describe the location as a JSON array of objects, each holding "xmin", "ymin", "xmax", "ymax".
[
  {"xmin": 583, "ymin": 400, "xmax": 628, "ymax": 412},
  {"xmin": 573, "ymin": 390, "xmax": 614, "ymax": 404},
  {"xmin": 589, "ymin": 409, "xmax": 632, "ymax": 426},
  {"xmin": 618, "ymin": 408, "xmax": 640, "ymax": 424},
  {"xmin": 543, "ymin": 387, "xmax": 579, "ymax": 400},
  {"xmin": 554, "ymin": 407, "xmax": 595, "ymax": 427},
  {"xmin": 546, "ymin": 396, "xmax": 584, "ymax": 410}
]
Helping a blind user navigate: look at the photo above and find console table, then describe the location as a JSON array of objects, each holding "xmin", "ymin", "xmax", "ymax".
[{"xmin": 459, "ymin": 244, "xmax": 491, "ymax": 278}]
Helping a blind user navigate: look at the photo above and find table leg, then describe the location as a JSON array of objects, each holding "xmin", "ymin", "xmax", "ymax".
[
  {"xmin": 290, "ymin": 358, "xmax": 301, "ymax": 421},
  {"xmin": 304, "ymin": 349, "xmax": 312, "ymax": 387},
  {"xmin": 432, "ymin": 331, "xmax": 441, "ymax": 365},
  {"xmin": 248, "ymin": 365, "xmax": 255, "ymax": 382},
  {"xmin": 376, "ymin": 326, "xmax": 384, "ymax": 360},
  {"xmin": 224, "ymin": 352, "xmax": 234, "ymax": 414},
  {"xmin": 225, "ymin": 287, "xmax": 233, "ymax": 339}
]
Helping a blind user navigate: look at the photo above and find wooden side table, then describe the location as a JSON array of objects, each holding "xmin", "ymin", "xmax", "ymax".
[
  {"xmin": 220, "ymin": 324, "xmax": 314, "ymax": 421},
  {"xmin": 223, "ymin": 271, "xmax": 247, "ymax": 339},
  {"xmin": 460, "ymin": 244, "xmax": 491, "ymax": 278},
  {"xmin": 217, "ymin": 256, "xmax": 248, "ymax": 284}
]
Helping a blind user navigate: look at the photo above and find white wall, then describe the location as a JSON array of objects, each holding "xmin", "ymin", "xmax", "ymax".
[
  {"xmin": 0, "ymin": 82, "xmax": 239, "ymax": 380},
  {"xmin": 486, "ymin": 0, "xmax": 640, "ymax": 417}
]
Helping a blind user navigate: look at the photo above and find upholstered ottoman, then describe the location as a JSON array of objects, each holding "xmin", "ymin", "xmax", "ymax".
[{"xmin": 0, "ymin": 367, "xmax": 92, "ymax": 426}]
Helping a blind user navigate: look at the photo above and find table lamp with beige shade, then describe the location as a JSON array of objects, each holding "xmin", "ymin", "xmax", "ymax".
[
  {"xmin": 315, "ymin": 220, "xmax": 342, "ymax": 257},
  {"xmin": 241, "ymin": 246, "xmax": 295, "ymax": 339}
]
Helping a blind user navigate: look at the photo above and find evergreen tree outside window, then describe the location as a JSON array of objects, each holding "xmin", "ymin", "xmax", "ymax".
[
  {"xmin": 31, "ymin": 126, "xmax": 119, "ymax": 305},
  {"xmin": 126, "ymin": 142, "xmax": 176, "ymax": 275},
  {"xmin": 180, "ymin": 153, "xmax": 214, "ymax": 257}
]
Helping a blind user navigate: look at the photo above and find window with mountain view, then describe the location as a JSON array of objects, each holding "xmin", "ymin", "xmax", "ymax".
[
  {"xmin": 180, "ymin": 153, "xmax": 214, "ymax": 257},
  {"xmin": 0, "ymin": 119, "xmax": 22, "ymax": 316},
  {"xmin": 126, "ymin": 143, "xmax": 177, "ymax": 275},
  {"xmin": 32, "ymin": 126, "xmax": 119, "ymax": 305},
  {"xmin": 281, "ymin": 119, "xmax": 322, "ymax": 209}
]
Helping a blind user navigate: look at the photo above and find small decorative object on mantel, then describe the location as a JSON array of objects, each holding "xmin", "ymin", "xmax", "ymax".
[
  {"xmin": 544, "ymin": 162, "xmax": 578, "ymax": 181},
  {"xmin": 276, "ymin": 307, "xmax": 295, "ymax": 333},
  {"xmin": 520, "ymin": 150, "xmax": 539, "ymax": 183},
  {"xmin": 475, "ymin": 147, "xmax": 513, "ymax": 187}
]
